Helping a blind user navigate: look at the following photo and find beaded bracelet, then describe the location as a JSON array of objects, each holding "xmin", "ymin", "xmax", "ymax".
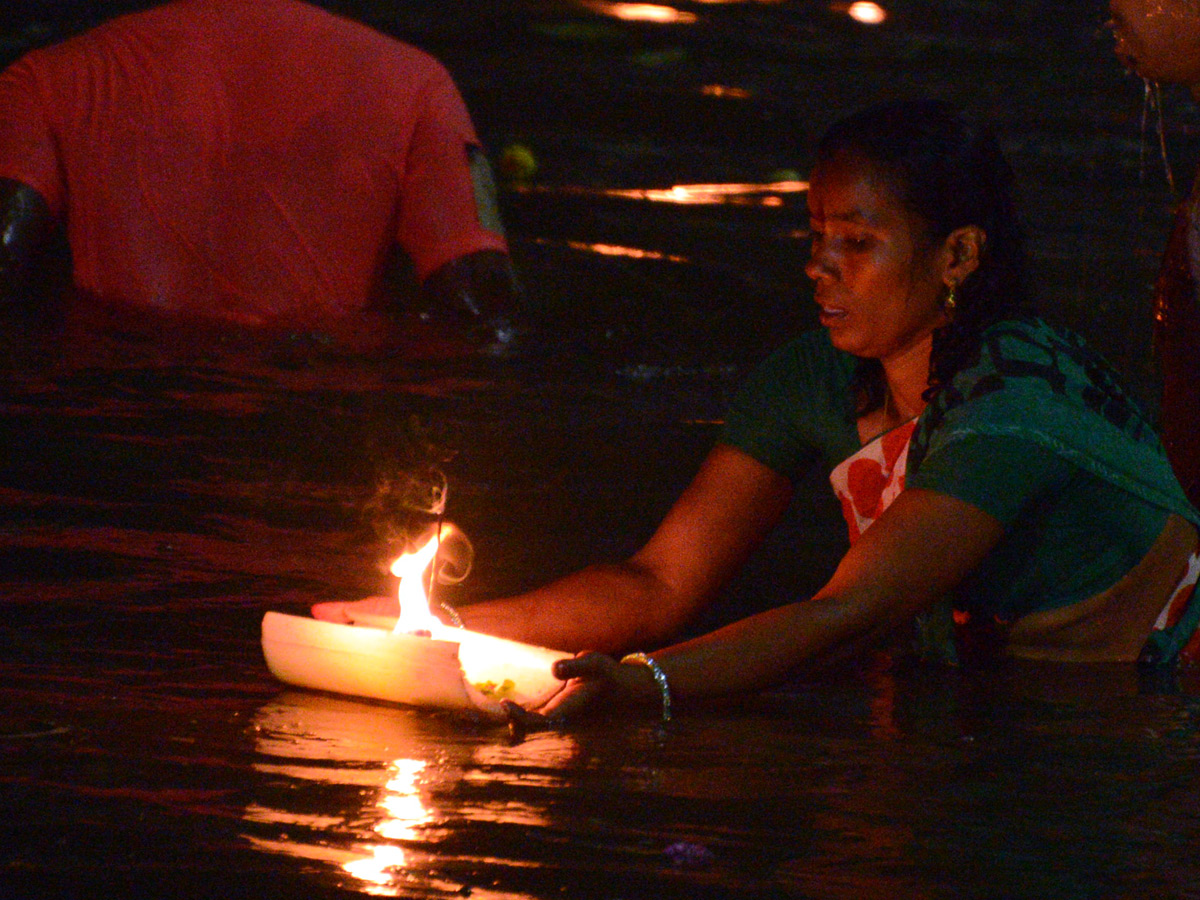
[{"xmin": 620, "ymin": 652, "xmax": 672, "ymax": 722}]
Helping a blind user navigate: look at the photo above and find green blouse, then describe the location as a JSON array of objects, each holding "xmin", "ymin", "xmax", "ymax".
[{"xmin": 721, "ymin": 320, "xmax": 1196, "ymax": 621}]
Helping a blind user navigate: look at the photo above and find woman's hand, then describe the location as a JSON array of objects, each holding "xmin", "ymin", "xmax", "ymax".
[{"xmin": 503, "ymin": 652, "xmax": 660, "ymax": 731}]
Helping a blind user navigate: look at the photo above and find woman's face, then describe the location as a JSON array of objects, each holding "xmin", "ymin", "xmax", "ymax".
[
  {"xmin": 1109, "ymin": 0, "xmax": 1200, "ymax": 91},
  {"xmin": 805, "ymin": 152, "xmax": 950, "ymax": 365}
]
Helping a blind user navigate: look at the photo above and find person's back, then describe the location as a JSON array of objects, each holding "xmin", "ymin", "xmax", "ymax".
[{"xmin": 0, "ymin": 0, "xmax": 508, "ymax": 347}]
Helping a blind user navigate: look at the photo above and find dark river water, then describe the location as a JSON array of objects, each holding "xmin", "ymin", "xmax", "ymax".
[{"xmin": 5, "ymin": 1, "xmax": 1200, "ymax": 898}]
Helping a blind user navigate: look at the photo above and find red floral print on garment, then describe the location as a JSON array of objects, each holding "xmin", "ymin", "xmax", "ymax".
[{"xmin": 830, "ymin": 419, "xmax": 918, "ymax": 544}]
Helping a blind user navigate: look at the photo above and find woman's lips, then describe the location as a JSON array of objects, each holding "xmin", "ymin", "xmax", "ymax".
[{"xmin": 818, "ymin": 305, "xmax": 848, "ymax": 327}]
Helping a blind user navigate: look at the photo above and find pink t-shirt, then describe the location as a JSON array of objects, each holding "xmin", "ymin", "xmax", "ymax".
[{"xmin": 0, "ymin": 0, "xmax": 507, "ymax": 331}]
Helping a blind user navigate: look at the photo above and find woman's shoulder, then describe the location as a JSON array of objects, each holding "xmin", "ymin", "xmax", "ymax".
[
  {"xmin": 722, "ymin": 328, "xmax": 859, "ymax": 475},
  {"xmin": 960, "ymin": 316, "xmax": 1126, "ymax": 401},
  {"xmin": 730, "ymin": 328, "xmax": 857, "ymax": 416},
  {"xmin": 976, "ymin": 315, "xmax": 1085, "ymax": 357},
  {"xmin": 917, "ymin": 315, "xmax": 1177, "ymax": 506},
  {"xmin": 755, "ymin": 328, "xmax": 856, "ymax": 381}
]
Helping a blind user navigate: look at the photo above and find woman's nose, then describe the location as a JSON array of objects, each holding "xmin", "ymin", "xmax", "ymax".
[{"xmin": 805, "ymin": 246, "xmax": 831, "ymax": 282}]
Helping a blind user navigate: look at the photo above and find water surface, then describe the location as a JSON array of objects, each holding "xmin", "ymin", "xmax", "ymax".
[{"xmin": 4, "ymin": 2, "xmax": 1200, "ymax": 898}]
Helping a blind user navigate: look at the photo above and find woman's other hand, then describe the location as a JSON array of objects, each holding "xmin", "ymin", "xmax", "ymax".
[
  {"xmin": 502, "ymin": 651, "xmax": 662, "ymax": 731},
  {"xmin": 311, "ymin": 595, "xmax": 398, "ymax": 624}
]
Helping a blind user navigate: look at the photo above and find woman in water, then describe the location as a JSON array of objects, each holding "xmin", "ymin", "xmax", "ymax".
[{"xmin": 318, "ymin": 100, "xmax": 1200, "ymax": 721}]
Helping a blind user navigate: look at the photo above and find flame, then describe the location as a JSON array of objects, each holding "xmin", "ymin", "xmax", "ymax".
[{"xmin": 389, "ymin": 529, "xmax": 447, "ymax": 635}]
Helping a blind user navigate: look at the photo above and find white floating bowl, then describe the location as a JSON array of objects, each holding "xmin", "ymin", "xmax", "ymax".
[{"xmin": 261, "ymin": 611, "xmax": 570, "ymax": 719}]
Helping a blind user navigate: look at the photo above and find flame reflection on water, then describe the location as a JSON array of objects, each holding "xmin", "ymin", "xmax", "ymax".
[
  {"xmin": 573, "ymin": 0, "xmax": 890, "ymax": 28},
  {"xmin": 699, "ymin": 84, "xmax": 754, "ymax": 99},
  {"xmin": 542, "ymin": 239, "xmax": 689, "ymax": 263},
  {"xmin": 842, "ymin": 1, "xmax": 887, "ymax": 25},
  {"xmin": 376, "ymin": 758, "xmax": 434, "ymax": 841},
  {"xmin": 578, "ymin": 1, "xmax": 698, "ymax": 23},
  {"xmin": 244, "ymin": 692, "xmax": 580, "ymax": 896},
  {"xmin": 522, "ymin": 180, "xmax": 808, "ymax": 207},
  {"xmin": 521, "ymin": 179, "xmax": 806, "ymax": 263}
]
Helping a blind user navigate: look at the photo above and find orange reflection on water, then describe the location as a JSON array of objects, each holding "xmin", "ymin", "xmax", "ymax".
[
  {"xmin": 515, "ymin": 179, "xmax": 806, "ymax": 209},
  {"xmin": 342, "ymin": 844, "xmax": 410, "ymax": 894},
  {"xmin": 836, "ymin": 1, "xmax": 888, "ymax": 24},
  {"xmin": 339, "ymin": 758, "xmax": 433, "ymax": 893},
  {"xmin": 245, "ymin": 693, "xmax": 581, "ymax": 897},
  {"xmin": 556, "ymin": 240, "xmax": 689, "ymax": 263},
  {"xmin": 600, "ymin": 179, "xmax": 807, "ymax": 206},
  {"xmin": 700, "ymin": 84, "xmax": 754, "ymax": 99},
  {"xmin": 581, "ymin": 1, "xmax": 698, "ymax": 23},
  {"xmin": 376, "ymin": 758, "xmax": 434, "ymax": 841}
]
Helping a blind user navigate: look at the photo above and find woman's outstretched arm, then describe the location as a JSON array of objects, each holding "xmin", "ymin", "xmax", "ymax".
[
  {"xmin": 316, "ymin": 444, "xmax": 795, "ymax": 653},
  {"xmin": 523, "ymin": 487, "xmax": 1004, "ymax": 721},
  {"xmin": 456, "ymin": 444, "xmax": 795, "ymax": 653}
]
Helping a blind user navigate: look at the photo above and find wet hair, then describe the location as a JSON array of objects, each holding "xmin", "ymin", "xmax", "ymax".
[{"xmin": 814, "ymin": 99, "xmax": 1033, "ymax": 413}]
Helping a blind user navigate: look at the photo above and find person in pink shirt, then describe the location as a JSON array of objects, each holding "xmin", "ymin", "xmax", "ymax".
[{"xmin": 0, "ymin": 0, "xmax": 519, "ymax": 355}]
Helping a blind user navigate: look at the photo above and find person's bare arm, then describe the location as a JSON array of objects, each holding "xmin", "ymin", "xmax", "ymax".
[
  {"xmin": 456, "ymin": 444, "xmax": 795, "ymax": 653},
  {"xmin": 415, "ymin": 249, "xmax": 525, "ymax": 356},
  {"xmin": 528, "ymin": 487, "xmax": 1004, "ymax": 720},
  {"xmin": 316, "ymin": 444, "xmax": 795, "ymax": 653},
  {"xmin": 0, "ymin": 177, "xmax": 53, "ymax": 302}
]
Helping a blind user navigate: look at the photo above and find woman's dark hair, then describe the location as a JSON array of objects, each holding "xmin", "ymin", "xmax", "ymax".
[{"xmin": 814, "ymin": 99, "xmax": 1033, "ymax": 413}]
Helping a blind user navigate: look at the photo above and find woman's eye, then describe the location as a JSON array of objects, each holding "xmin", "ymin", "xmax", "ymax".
[{"xmin": 809, "ymin": 226, "xmax": 870, "ymax": 252}]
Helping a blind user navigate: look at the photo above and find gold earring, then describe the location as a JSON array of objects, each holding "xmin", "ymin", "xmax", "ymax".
[{"xmin": 944, "ymin": 283, "xmax": 957, "ymax": 312}]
